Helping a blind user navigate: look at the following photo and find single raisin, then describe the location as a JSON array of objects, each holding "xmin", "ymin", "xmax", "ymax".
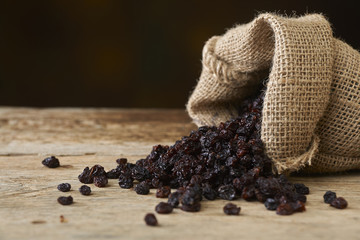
[
  {"xmin": 79, "ymin": 185, "xmax": 91, "ymax": 195},
  {"xmin": 223, "ymin": 203, "xmax": 241, "ymax": 215},
  {"xmin": 135, "ymin": 182, "xmax": 150, "ymax": 195},
  {"xmin": 168, "ymin": 192, "xmax": 181, "ymax": 207},
  {"xmin": 57, "ymin": 196, "xmax": 73, "ymax": 205},
  {"xmin": 294, "ymin": 183, "xmax": 310, "ymax": 195},
  {"xmin": 144, "ymin": 213, "xmax": 158, "ymax": 226},
  {"xmin": 324, "ymin": 191, "xmax": 337, "ymax": 204},
  {"xmin": 156, "ymin": 186, "xmax": 171, "ymax": 198},
  {"xmin": 264, "ymin": 198, "xmax": 278, "ymax": 211},
  {"xmin": 57, "ymin": 183, "xmax": 71, "ymax": 192},
  {"xmin": 181, "ymin": 202, "xmax": 201, "ymax": 212},
  {"xmin": 118, "ymin": 175, "xmax": 133, "ymax": 189},
  {"xmin": 218, "ymin": 185, "xmax": 236, "ymax": 200},
  {"xmin": 116, "ymin": 158, "xmax": 128, "ymax": 165},
  {"xmin": 94, "ymin": 175, "xmax": 108, "ymax": 188},
  {"xmin": 276, "ymin": 203, "xmax": 294, "ymax": 215},
  {"xmin": 42, "ymin": 156, "xmax": 60, "ymax": 168},
  {"xmin": 155, "ymin": 202, "xmax": 173, "ymax": 214},
  {"xmin": 330, "ymin": 197, "xmax": 348, "ymax": 209},
  {"xmin": 203, "ymin": 184, "xmax": 218, "ymax": 200},
  {"xmin": 78, "ymin": 167, "xmax": 93, "ymax": 184}
]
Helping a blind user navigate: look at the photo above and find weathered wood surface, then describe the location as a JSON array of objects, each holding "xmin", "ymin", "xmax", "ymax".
[{"xmin": 0, "ymin": 107, "xmax": 359, "ymax": 240}]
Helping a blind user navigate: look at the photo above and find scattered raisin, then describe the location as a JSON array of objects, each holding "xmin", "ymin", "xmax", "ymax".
[
  {"xmin": 324, "ymin": 191, "xmax": 337, "ymax": 204},
  {"xmin": 168, "ymin": 192, "xmax": 181, "ymax": 207},
  {"xmin": 264, "ymin": 198, "xmax": 278, "ymax": 211},
  {"xmin": 144, "ymin": 213, "xmax": 158, "ymax": 226},
  {"xmin": 181, "ymin": 202, "xmax": 201, "ymax": 212},
  {"xmin": 294, "ymin": 183, "xmax": 310, "ymax": 195},
  {"xmin": 57, "ymin": 183, "xmax": 71, "ymax": 192},
  {"xmin": 218, "ymin": 185, "xmax": 236, "ymax": 200},
  {"xmin": 223, "ymin": 203, "xmax": 241, "ymax": 215},
  {"xmin": 79, "ymin": 185, "xmax": 91, "ymax": 195},
  {"xmin": 42, "ymin": 156, "xmax": 60, "ymax": 168},
  {"xmin": 94, "ymin": 175, "xmax": 108, "ymax": 188},
  {"xmin": 135, "ymin": 182, "xmax": 150, "ymax": 195},
  {"xmin": 155, "ymin": 202, "xmax": 173, "ymax": 214},
  {"xmin": 276, "ymin": 203, "xmax": 294, "ymax": 215},
  {"xmin": 156, "ymin": 186, "xmax": 171, "ymax": 198},
  {"xmin": 330, "ymin": 197, "xmax": 348, "ymax": 209},
  {"xmin": 57, "ymin": 196, "xmax": 73, "ymax": 205},
  {"xmin": 118, "ymin": 175, "xmax": 133, "ymax": 189}
]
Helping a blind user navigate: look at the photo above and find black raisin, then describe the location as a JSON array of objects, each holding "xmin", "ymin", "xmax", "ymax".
[
  {"xmin": 79, "ymin": 185, "xmax": 91, "ymax": 195},
  {"xmin": 330, "ymin": 197, "xmax": 348, "ymax": 209},
  {"xmin": 168, "ymin": 192, "xmax": 181, "ymax": 207},
  {"xmin": 57, "ymin": 183, "xmax": 71, "ymax": 192},
  {"xmin": 264, "ymin": 198, "xmax": 278, "ymax": 211},
  {"xmin": 42, "ymin": 156, "xmax": 60, "ymax": 168},
  {"xmin": 324, "ymin": 191, "xmax": 337, "ymax": 204},
  {"xmin": 218, "ymin": 185, "xmax": 236, "ymax": 200},
  {"xmin": 294, "ymin": 183, "xmax": 310, "ymax": 195},
  {"xmin": 156, "ymin": 186, "xmax": 171, "ymax": 198},
  {"xmin": 155, "ymin": 202, "xmax": 173, "ymax": 214},
  {"xmin": 223, "ymin": 203, "xmax": 241, "ymax": 215},
  {"xmin": 94, "ymin": 175, "xmax": 108, "ymax": 188},
  {"xmin": 135, "ymin": 182, "xmax": 150, "ymax": 195},
  {"xmin": 57, "ymin": 196, "xmax": 73, "ymax": 205},
  {"xmin": 144, "ymin": 213, "xmax": 157, "ymax": 226},
  {"xmin": 118, "ymin": 175, "xmax": 133, "ymax": 189}
]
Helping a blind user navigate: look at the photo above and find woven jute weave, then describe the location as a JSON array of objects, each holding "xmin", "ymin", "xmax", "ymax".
[{"xmin": 186, "ymin": 13, "xmax": 360, "ymax": 173}]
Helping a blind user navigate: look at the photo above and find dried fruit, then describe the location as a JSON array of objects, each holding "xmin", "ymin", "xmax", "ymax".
[
  {"xmin": 167, "ymin": 192, "xmax": 181, "ymax": 207},
  {"xmin": 264, "ymin": 198, "xmax": 278, "ymax": 211},
  {"xmin": 156, "ymin": 186, "xmax": 171, "ymax": 198},
  {"xmin": 78, "ymin": 82, "xmax": 310, "ymax": 216},
  {"xmin": 330, "ymin": 197, "xmax": 348, "ymax": 209},
  {"xmin": 135, "ymin": 182, "xmax": 150, "ymax": 195},
  {"xmin": 276, "ymin": 203, "xmax": 294, "ymax": 215},
  {"xmin": 57, "ymin": 196, "xmax": 73, "ymax": 205},
  {"xmin": 223, "ymin": 203, "xmax": 241, "ymax": 215},
  {"xmin": 144, "ymin": 213, "xmax": 158, "ymax": 226},
  {"xmin": 118, "ymin": 175, "xmax": 133, "ymax": 189},
  {"xmin": 155, "ymin": 202, "xmax": 173, "ymax": 214},
  {"xmin": 218, "ymin": 185, "xmax": 236, "ymax": 200},
  {"xmin": 294, "ymin": 183, "xmax": 310, "ymax": 195},
  {"xmin": 79, "ymin": 185, "xmax": 91, "ymax": 195},
  {"xmin": 57, "ymin": 183, "xmax": 71, "ymax": 192},
  {"xmin": 42, "ymin": 156, "xmax": 60, "ymax": 168},
  {"xmin": 94, "ymin": 175, "xmax": 108, "ymax": 188},
  {"xmin": 323, "ymin": 191, "xmax": 337, "ymax": 204}
]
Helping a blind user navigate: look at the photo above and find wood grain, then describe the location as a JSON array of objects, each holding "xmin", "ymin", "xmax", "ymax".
[{"xmin": 0, "ymin": 107, "xmax": 359, "ymax": 240}]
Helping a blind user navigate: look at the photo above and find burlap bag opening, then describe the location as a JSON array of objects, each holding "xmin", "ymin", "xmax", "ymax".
[{"xmin": 186, "ymin": 13, "xmax": 360, "ymax": 173}]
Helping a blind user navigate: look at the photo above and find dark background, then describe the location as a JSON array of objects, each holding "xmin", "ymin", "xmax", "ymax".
[{"xmin": 0, "ymin": 1, "xmax": 358, "ymax": 108}]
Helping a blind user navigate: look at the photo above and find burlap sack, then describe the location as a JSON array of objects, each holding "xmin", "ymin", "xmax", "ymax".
[{"xmin": 186, "ymin": 13, "xmax": 360, "ymax": 173}]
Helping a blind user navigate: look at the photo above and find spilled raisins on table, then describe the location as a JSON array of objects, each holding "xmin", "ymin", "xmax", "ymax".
[
  {"xmin": 57, "ymin": 183, "xmax": 71, "ymax": 192},
  {"xmin": 78, "ymin": 82, "xmax": 311, "ymax": 218},
  {"xmin": 57, "ymin": 196, "xmax": 73, "ymax": 205},
  {"xmin": 42, "ymin": 156, "xmax": 60, "ymax": 168},
  {"xmin": 79, "ymin": 185, "xmax": 91, "ymax": 195},
  {"xmin": 223, "ymin": 203, "xmax": 241, "ymax": 215},
  {"xmin": 144, "ymin": 213, "xmax": 158, "ymax": 226}
]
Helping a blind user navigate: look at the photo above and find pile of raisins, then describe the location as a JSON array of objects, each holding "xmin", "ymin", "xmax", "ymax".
[{"xmin": 77, "ymin": 86, "xmax": 310, "ymax": 216}]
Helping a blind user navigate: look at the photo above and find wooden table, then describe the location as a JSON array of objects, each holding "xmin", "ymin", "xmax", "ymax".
[{"xmin": 0, "ymin": 107, "xmax": 359, "ymax": 240}]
